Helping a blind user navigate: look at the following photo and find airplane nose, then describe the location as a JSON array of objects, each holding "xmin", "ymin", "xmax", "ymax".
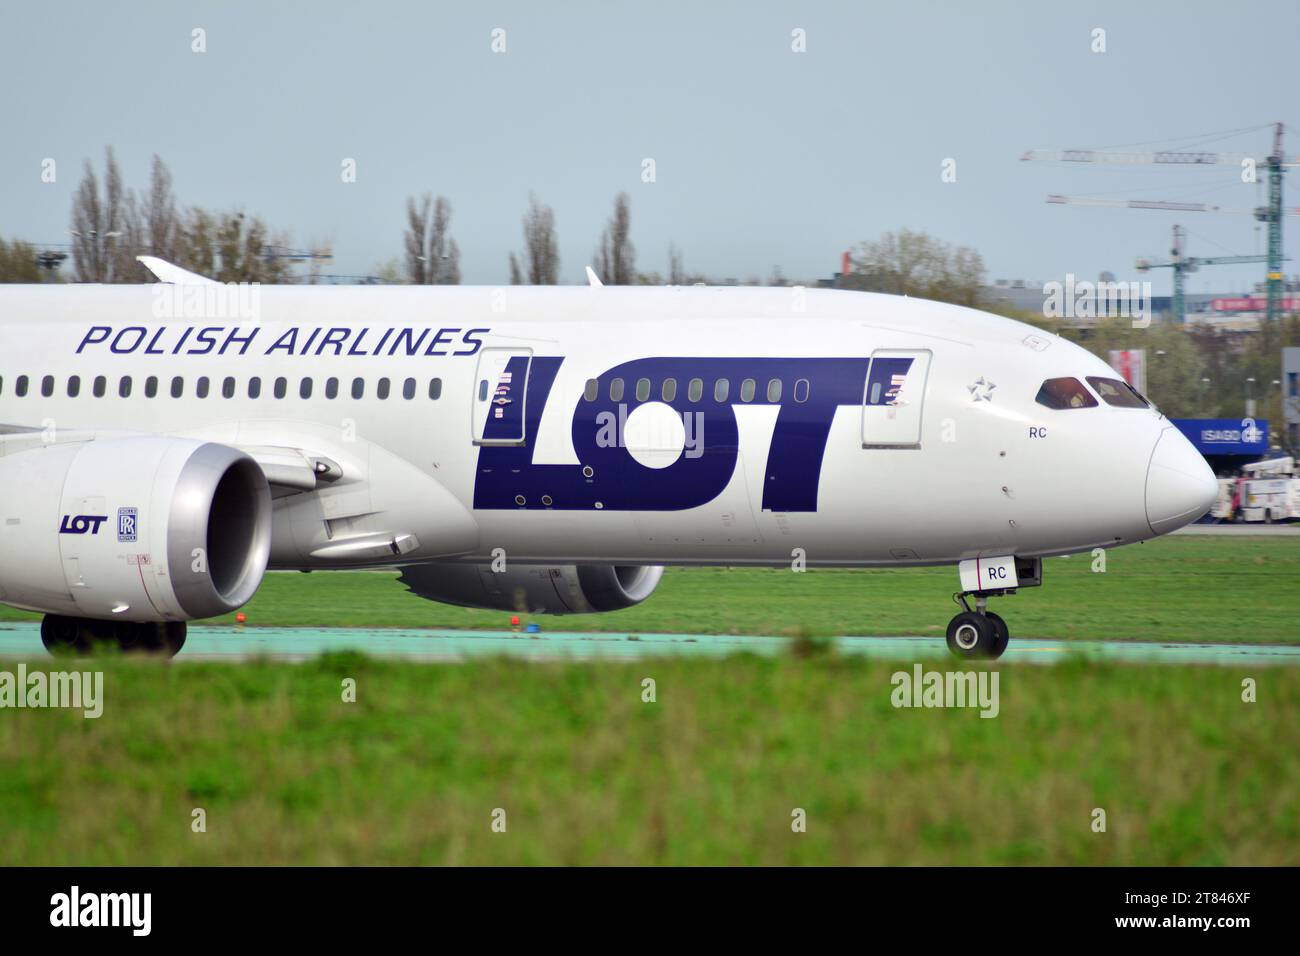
[{"xmin": 1145, "ymin": 427, "xmax": 1217, "ymax": 535}]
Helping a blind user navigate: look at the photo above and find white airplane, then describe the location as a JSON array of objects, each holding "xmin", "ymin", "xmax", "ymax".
[{"xmin": 0, "ymin": 259, "xmax": 1216, "ymax": 659}]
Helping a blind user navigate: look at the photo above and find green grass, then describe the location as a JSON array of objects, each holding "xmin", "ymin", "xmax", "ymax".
[
  {"xmin": 1, "ymin": 654, "xmax": 1296, "ymax": 865},
  {"xmin": 4, "ymin": 534, "xmax": 1292, "ymax": 643}
]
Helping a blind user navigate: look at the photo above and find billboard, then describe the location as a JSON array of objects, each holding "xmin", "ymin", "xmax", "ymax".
[
  {"xmin": 1285, "ymin": 347, "xmax": 1300, "ymax": 427},
  {"xmin": 1212, "ymin": 296, "xmax": 1300, "ymax": 312},
  {"xmin": 1108, "ymin": 349, "xmax": 1146, "ymax": 394},
  {"xmin": 1170, "ymin": 417, "xmax": 1269, "ymax": 456}
]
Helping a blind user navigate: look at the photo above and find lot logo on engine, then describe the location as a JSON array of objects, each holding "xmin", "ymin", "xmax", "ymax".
[
  {"xmin": 117, "ymin": 507, "xmax": 138, "ymax": 543},
  {"xmin": 59, "ymin": 514, "xmax": 106, "ymax": 535}
]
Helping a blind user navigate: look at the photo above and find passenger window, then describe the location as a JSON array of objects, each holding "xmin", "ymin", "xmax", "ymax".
[
  {"xmin": 325, "ymin": 377, "xmax": 339, "ymax": 399},
  {"xmin": 273, "ymin": 377, "xmax": 286, "ymax": 399},
  {"xmin": 584, "ymin": 378, "xmax": 599, "ymax": 402},
  {"xmin": 793, "ymin": 378, "xmax": 810, "ymax": 403},
  {"xmin": 42, "ymin": 375, "xmax": 55, "ymax": 398},
  {"xmin": 766, "ymin": 378, "xmax": 782, "ymax": 402},
  {"xmin": 16, "ymin": 375, "xmax": 28, "ymax": 397},
  {"xmin": 1086, "ymin": 376, "xmax": 1150, "ymax": 408},
  {"xmin": 688, "ymin": 378, "xmax": 703, "ymax": 402},
  {"xmin": 477, "ymin": 379, "xmax": 489, "ymax": 401},
  {"xmin": 170, "ymin": 376, "xmax": 184, "ymax": 399},
  {"xmin": 662, "ymin": 378, "xmax": 678, "ymax": 402},
  {"xmin": 93, "ymin": 375, "xmax": 106, "ymax": 398},
  {"xmin": 429, "ymin": 377, "xmax": 442, "ymax": 400},
  {"xmin": 352, "ymin": 377, "xmax": 365, "ymax": 400},
  {"xmin": 67, "ymin": 376, "xmax": 81, "ymax": 398},
  {"xmin": 117, "ymin": 376, "xmax": 130, "ymax": 398},
  {"xmin": 609, "ymin": 377, "xmax": 625, "ymax": 401},
  {"xmin": 299, "ymin": 378, "xmax": 313, "ymax": 399},
  {"xmin": 714, "ymin": 378, "xmax": 729, "ymax": 402},
  {"xmin": 740, "ymin": 378, "xmax": 756, "ymax": 402},
  {"xmin": 197, "ymin": 377, "xmax": 210, "ymax": 399},
  {"xmin": 636, "ymin": 378, "xmax": 651, "ymax": 402},
  {"xmin": 144, "ymin": 376, "xmax": 157, "ymax": 398},
  {"xmin": 222, "ymin": 377, "xmax": 236, "ymax": 399},
  {"xmin": 378, "ymin": 378, "xmax": 391, "ymax": 400},
  {"xmin": 403, "ymin": 377, "xmax": 416, "ymax": 400},
  {"xmin": 1035, "ymin": 377, "xmax": 1098, "ymax": 410},
  {"xmin": 248, "ymin": 377, "xmax": 262, "ymax": 399},
  {"xmin": 0, "ymin": 375, "xmax": 3, "ymax": 395}
]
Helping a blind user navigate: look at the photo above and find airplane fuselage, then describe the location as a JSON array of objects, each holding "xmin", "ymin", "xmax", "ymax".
[{"xmin": 0, "ymin": 283, "xmax": 1209, "ymax": 572}]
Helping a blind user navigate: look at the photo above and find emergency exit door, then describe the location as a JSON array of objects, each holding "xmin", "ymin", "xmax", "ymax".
[
  {"xmin": 861, "ymin": 349, "xmax": 931, "ymax": 449},
  {"xmin": 473, "ymin": 348, "xmax": 532, "ymax": 445}
]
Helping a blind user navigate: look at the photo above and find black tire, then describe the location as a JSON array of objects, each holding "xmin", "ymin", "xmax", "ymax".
[
  {"xmin": 40, "ymin": 615, "xmax": 88, "ymax": 655},
  {"xmin": 39, "ymin": 616, "xmax": 186, "ymax": 658},
  {"xmin": 985, "ymin": 611, "xmax": 1010, "ymax": 658},
  {"xmin": 127, "ymin": 622, "xmax": 187, "ymax": 657},
  {"xmin": 945, "ymin": 611, "xmax": 999, "ymax": 660}
]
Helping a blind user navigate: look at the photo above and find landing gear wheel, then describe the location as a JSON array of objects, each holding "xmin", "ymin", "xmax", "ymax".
[
  {"xmin": 985, "ymin": 611, "xmax": 1010, "ymax": 658},
  {"xmin": 945, "ymin": 611, "xmax": 1001, "ymax": 660},
  {"xmin": 40, "ymin": 615, "xmax": 89, "ymax": 655},
  {"xmin": 39, "ymin": 615, "xmax": 187, "ymax": 657},
  {"xmin": 118, "ymin": 621, "xmax": 186, "ymax": 657}
]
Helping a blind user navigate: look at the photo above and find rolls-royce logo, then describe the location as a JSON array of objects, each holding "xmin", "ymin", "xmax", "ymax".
[{"xmin": 117, "ymin": 507, "xmax": 138, "ymax": 543}]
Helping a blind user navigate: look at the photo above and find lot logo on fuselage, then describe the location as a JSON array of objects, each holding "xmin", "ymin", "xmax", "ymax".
[{"xmin": 473, "ymin": 355, "xmax": 911, "ymax": 513}]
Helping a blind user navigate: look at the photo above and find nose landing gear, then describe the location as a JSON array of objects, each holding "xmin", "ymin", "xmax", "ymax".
[
  {"xmin": 946, "ymin": 594, "xmax": 1010, "ymax": 660},
  {"xmin": 945, "ymin": 556, "xmax": 1041, "ymax": 660}
]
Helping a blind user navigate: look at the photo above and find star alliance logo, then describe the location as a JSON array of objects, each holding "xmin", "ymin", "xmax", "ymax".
[{"xmin": 968, "ymin": 377, "xmax": 996, "ymax": 402}]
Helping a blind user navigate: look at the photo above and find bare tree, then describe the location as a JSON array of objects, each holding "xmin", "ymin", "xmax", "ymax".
[
  {"xmin": 144, "ymin": 155, "xmax": 179, "ymax": 261},
  {"xmin": 510, "ymin": 193, "xmax": 559, "ymax": 284},
  {"xmin": 176, "ymin": 207, "xmax": 218, "ymax": 276},
  {"xmin": 404, "ymin": 193, "xmax": 461, "ymax": 284},
  {"xmin": 668, "ymin": 243, "xmax": 685, "ymax": 285},
  {"xmin": 70, "ymin": 148, "xmax": 124, "ymax": 282},
  {"xmin": 211, "ymin": 211, "xmax": 290, "ymax": 283},
  {"xmin": 594, "ymin": 192, "xmax": 635, "ymax": 285},
  {"xmin": 68, "ymin": 147, "xmax": 156, "ymax": 282}
]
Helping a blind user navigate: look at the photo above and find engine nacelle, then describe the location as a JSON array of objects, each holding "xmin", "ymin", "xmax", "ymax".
[
  {"xmin": 0, "ymin": 437, "xmax": 271, "ymax": 622},
  {"xmin": 398, "ymin": 563, "xmax": 664, "ymax": 615}
]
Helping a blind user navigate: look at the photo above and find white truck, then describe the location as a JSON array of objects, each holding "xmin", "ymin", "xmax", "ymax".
[{"xmin": 1227, "ymin": 457, "xmax": 1300, "ymax": 523}]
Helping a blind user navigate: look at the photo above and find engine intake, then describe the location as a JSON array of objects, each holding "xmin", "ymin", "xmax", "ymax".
[{"xmin": 0, "ymin": 437, "xmax": 271, "ymax": 622}]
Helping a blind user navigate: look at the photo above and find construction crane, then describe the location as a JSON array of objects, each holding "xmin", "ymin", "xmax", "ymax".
[
  {"xmin": 1046, "ymin": 195, "xmax": 1300, "ymax": 218},
  {"xmin": 1022, "ymin": 123, "xmax": 1294, "ymax": 323},
  {"xmin": 1134, "ymin": 225, "xmax": 1272, "ymax": 324}
]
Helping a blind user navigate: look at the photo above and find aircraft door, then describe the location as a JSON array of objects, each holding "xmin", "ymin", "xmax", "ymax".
[
  {"xmin": 473, "ymin": 348, "xmax": 532, "ymax": 445},
  {"xmin": 861, "ymin": 349, "xmax": 931, "ymax": 449}
]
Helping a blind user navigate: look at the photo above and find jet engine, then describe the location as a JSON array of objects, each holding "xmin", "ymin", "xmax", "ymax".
[
  {"xmin": 398, "ymin": 563, "xmax": 664, "ymax": 615},
  {"xmin": 0, "ymin": 436, "xmax": 271, "ymax": 623}
]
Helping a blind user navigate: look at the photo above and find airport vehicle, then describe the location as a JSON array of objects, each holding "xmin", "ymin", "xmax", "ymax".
[
  {"xmin": 1228, "ymin": 457, "xmax": 1300, "ymax": 523},
  {"xmin": 0, "ymin": 260, "xmax": 1217, "ymax": 659}
]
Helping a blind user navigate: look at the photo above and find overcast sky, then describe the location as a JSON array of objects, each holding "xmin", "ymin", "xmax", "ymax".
[{"xmin": 1, "ymin": 0, "xmax": 1296, "ymax": 294}]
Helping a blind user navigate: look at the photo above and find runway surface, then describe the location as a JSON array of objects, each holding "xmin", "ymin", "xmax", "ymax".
[
  {"xmin": 0, "ymin": 622, "xmax": 1296, "ymax": 665},
  {"xmin": 1174, "ymin": 523, "xmax": 1299, "ymax": 536}
]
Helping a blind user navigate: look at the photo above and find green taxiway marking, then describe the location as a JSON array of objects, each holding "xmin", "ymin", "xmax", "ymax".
[{"xmin": 0, "ymin": 623, "xmax": 1296, "ymax": 665}]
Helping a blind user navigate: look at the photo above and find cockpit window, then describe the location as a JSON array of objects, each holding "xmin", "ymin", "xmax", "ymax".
[
  {"xmin": 1086, "ymin": 376, "xmax": 1150, "ymax": 408},
  {"xmin": 1035, "ymin": 377, "xmax": 1098, "ymax": 410}
]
